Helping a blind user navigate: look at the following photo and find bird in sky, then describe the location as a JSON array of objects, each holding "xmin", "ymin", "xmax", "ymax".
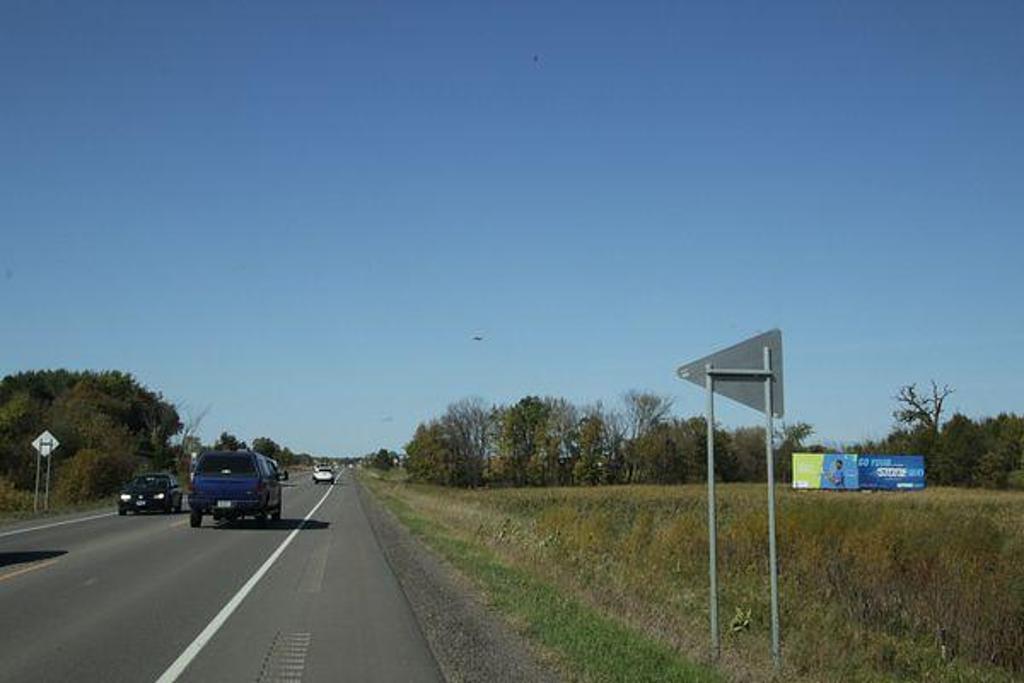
[{"xmin": 472, "ymin": 334, "xmax": 484, "ymax": 341}]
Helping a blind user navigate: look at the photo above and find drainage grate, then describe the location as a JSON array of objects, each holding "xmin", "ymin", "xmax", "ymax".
[{"xmin": 256, "ymin": 631, "xmax": 312, "ymax": 683}]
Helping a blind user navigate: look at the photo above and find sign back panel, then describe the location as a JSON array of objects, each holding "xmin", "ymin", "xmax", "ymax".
[{"xmin": 676, "ymin": 329, "xmax": 784, "ymax": 417}]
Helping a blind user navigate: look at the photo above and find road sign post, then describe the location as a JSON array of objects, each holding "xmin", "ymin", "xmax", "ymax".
[
  {"xmin": 31, "ymin": 431, "xmax": 60, "ymax": 513},
  {"xmin": 763, "ymin": 346, "xmax": 781, "ymax": 666},
  {"xmin": 705, "ymin": 366, "xmax": 719, "ymax": 658},
  {"xmin": 33, "ymin": 447, "xmax": 42, "ymax": 512},
  {"xmin": 45, "ymin": 446, "xmax": 53, "ymax": 510},
  {"xmin": 677, "ymin": 330, "xmax": 784, "ymax": 669}
]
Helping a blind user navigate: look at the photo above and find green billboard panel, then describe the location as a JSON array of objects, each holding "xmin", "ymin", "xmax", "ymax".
[{"xmin": 792, "ymin": 453, "xmax": 824, "ymax": 489}]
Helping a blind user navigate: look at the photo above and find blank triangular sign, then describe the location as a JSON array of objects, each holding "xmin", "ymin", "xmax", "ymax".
[{"xmin": 677, "ymin": 329, "xmax": 784, "ymax": 417}]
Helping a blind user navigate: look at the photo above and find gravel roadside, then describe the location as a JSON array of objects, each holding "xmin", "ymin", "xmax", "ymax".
[{"xmin": 357, "ymin": 480, "xmax": 563, "ymax": 683}]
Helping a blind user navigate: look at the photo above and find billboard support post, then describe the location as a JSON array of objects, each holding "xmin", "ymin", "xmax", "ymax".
[{"xmin": 705, "ymin": 365, "xmax": 719, "ymax": 660}]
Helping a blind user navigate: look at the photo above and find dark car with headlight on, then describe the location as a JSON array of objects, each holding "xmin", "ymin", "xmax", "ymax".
[{"xmin": 118, "ymin": 473, "xmax": 183, "ymax": 515}]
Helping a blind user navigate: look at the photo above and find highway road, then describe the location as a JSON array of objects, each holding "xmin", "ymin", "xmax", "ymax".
[{"xmin": 0, "ymin": 472, "xmax": 442, "ymax": 682}]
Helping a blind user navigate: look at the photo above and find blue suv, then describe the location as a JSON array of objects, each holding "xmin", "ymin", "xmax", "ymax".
[{"xmin": 189, "ymin": 450, "xmax": 283, "ymax": 528}]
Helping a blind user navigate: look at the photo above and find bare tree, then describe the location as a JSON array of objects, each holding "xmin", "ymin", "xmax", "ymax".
[
  {"xmin": 622, "ymin": 390, "xmax": 674, "ymax": 440},
  {"xmin": 544, "ymin": 397, "xmax": 579, "ymax": 459},
  {"xmin": 442, "ymin": 397, "xmax": 494, "ymax": 485},
  {"xmin": 175, "ymin": 403, "xmax": 210, "ymax": 453},
  {"xmin": 893, "ymin": 381, "xmax": 954, "ymax": 434},
  {"xmin": 601, "ymin": 405, "xmax": 628, "ymax": 447}
]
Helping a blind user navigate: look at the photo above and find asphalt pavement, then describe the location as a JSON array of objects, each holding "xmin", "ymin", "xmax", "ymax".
[{"xmin": 0, "ymin": 472, "xmax": 442, "ymax": 683}]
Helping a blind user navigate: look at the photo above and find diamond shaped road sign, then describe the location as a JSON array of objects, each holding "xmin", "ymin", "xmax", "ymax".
[
  {"xmin": 32, "ymin": 430, "xmax": 60, "ymax": 458},
  {"xmin": 677, "ymin": 329, "xmax": 784, "ymax": 418}
]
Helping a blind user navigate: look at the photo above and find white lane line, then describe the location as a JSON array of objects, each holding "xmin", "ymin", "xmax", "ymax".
[
  {"xmin": 0, "ymin": 512, "xmax": 116, "ymax": 539},
  {"xmin": 154, "ymin": 484, "xmax": 335, "ymax": 683}
]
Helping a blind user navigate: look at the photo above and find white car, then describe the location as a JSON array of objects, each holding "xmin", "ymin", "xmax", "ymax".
[{"xmin": 312, "ymin": 465, "xmax": 335, "ymax": 485}]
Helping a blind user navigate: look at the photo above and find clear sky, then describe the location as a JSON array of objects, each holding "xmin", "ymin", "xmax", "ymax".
[{"xmin": 2, "ymin": 1, "xmax": 1022, "ymax": 456}]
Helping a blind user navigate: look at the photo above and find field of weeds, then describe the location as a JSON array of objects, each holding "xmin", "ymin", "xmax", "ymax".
[{"xmin": 366, "ymin": 474, "xmax": 1024, "ymax": 682}]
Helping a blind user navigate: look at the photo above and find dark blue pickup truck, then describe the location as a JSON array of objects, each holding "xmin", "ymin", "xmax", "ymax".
[{"xmin": 189, "ymin": 450, "xmax": 283, "ymax": 528}]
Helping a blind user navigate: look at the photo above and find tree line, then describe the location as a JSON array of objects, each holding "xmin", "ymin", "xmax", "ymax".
[
  {"xmin": 401, "ymin": 392, "xmax": 812, "ymax": 487},
  {"xmin": 399, "ymin": 384, "xmax": 1024, "ymax": 489},
  {"xmin": 0, "ymin": 370, "xmax": 315, "ymax": 509},
  {"xmin": 209, "ymin": 432, "xmax": 316, "ymax": 469},
  {"xmin": 851, "ymin": 382, "xmax": 1024, "ymax": 488}
]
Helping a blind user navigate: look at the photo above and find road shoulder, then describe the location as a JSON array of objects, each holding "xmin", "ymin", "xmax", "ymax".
[
  {"xmin": 0, "ymin": 505, "xmax": 116, "ymax": 536},
  {"xmin": 358, "ymin": 479, "xmax": 562, "ymax": 683}
]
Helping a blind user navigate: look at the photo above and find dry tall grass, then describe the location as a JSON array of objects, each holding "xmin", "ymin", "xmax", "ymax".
[
  {"xmin": 371, "ymin": 477, "xmax": 1024, "ymax": 682},
  {"xmin": 0, "ymin": 477, "xmax": 34, "ymax": 512}
]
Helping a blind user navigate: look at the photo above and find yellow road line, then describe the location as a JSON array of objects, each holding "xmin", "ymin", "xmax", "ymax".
[{"xmin": 0, "ymin": 558, "xmax": 60, "ymax": 583}]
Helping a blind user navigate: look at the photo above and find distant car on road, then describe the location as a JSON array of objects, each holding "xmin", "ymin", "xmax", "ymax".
[
  {"xmin": 188, "ymin": 450, "xmax": 283, "ymax": 528},
  {"xmin": 312, "ymin": 465, "xmax": 335, "ymax": 485},
  {"xmin": 119, "ymin": 473, "xmax": 183, "ymax": 515}
]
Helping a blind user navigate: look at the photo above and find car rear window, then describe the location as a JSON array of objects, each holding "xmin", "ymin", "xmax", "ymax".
[{"xmin": 198, "ymin": 454, "xmax": 257, "ymax": 476}]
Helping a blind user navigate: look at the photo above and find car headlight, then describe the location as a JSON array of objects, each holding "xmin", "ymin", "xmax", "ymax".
[
  {"xmin": 120, "ymin": 494, "xmax": 131, "ymax": 501},
  {"xmin": 154, "ymin": 493, "xmax": 165, "ymax": 500}
]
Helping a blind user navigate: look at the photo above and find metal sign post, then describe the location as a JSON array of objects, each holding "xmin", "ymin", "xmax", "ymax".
[
  {"xmin": 678, "ymin": 330, "xmax": 784, "ymax": 669},
  {"xmin": 762, "ymin": 346, "xmax": 781, "ymax": 666},
  {"xmin": 31, "ymin": 431, "xmax": 60, "ymax": 513},
  {"xmin": 704, "ymin": 365, "xmax": 719, "ymax": 658},
  {"xmin": 45, "ymin": 446, "xmax": 53, "ymax": 511},
  {"xmin": 33, "ymin": 446, "xmax": 42, "ymax": 513}
]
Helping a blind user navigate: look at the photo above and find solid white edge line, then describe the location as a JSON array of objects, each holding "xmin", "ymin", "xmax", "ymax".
[
  {"xmin": 154, "ymin": 484, "xmax": 336, "ymax": 683},
  {"xmin": 0, "ymin": 511, "xmax": 117, "ymax": 539}
]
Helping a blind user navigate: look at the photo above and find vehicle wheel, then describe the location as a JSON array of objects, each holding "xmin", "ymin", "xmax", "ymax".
[
  {"xmin": 256, "ymin": 513, "xmax": 269, "ymax": 528},
  {"xmin": 189, "ymin": 510, "xmax": 202, "ymax": 528},
  {"xmin": 118, "ymin": 509, "xmax": 126, "ymax": 516}
]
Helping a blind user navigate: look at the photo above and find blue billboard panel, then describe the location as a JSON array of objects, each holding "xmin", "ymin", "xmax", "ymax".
[
  {"xmin": 820, "ymin": 453, "xmax": 859, "ymax": 489},
  {"xmin": 857, "ymin": 455, "xmax": 926, "ymax": 490}
]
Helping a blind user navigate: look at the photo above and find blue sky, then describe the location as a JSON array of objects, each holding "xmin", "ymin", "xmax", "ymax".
[{"xmin": 2, "ymin": 1, "xmax": 1022, "ymax": 456}]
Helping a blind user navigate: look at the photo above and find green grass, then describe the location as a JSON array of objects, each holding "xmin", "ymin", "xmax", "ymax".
[
  {"xmin": 363, "ymin": 474, "xmax": 1024, "ymax": 682},
  {"xmin": 0, "ymin": 495, "xmax": 118, "ymax": 526},
  {"xmin": 368, "ymin": 476, "xmax": 722, "ymax": 683},
  {"xmin": 361, "ymin": 466, "xmax": 409, "ymax": 483}
]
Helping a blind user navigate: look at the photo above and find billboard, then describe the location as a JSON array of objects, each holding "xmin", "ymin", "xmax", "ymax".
[
  {"xmin": 791, "ymin": 453, "xmax": 821, "ymax": 489},
  {"xmin": 792, "ymin": 453, "xmax": 859, "ymax": 490},
  {"xmin": 857, "ymin": 455, "xmax": 926, "ymax": 490}
]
